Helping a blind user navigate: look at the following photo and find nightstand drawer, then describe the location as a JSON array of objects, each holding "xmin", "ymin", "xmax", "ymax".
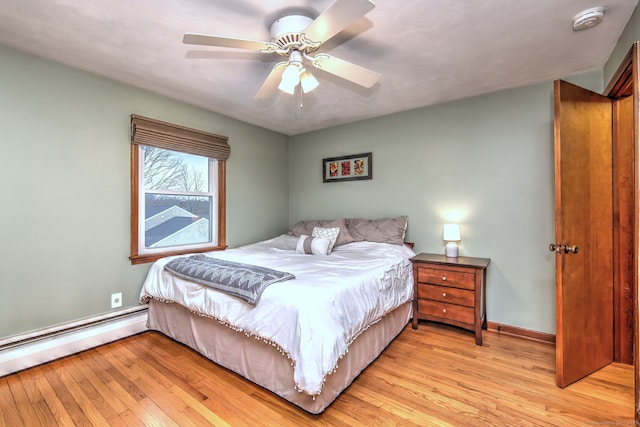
[
  {"xmin": 417, "ymin": 284, "xmax": 474, "ymax": 307},
  {"xmin": 417, "ymin": 267, "xmax": 474, "ymax": 290},
  {"xmin": 417, "ymin": 300, "xmax": 475, "ymax": 324},
  {"xmin": 410, "ymin": 253, "xmax": 490, "ymax": 345}
]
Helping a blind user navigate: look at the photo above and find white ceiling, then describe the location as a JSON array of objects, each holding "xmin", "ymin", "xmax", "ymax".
[{"xmin": 0, "ymin": 1, "xmax": 637, "ymax": 135}]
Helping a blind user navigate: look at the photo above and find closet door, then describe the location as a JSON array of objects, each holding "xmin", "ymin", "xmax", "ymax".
[{"xmin": 553, "ymin": 79, "xmax": 614, "ymax": 387}]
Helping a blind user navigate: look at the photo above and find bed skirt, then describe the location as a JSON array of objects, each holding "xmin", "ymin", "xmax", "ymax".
[{"xmin": 146, "ymin": 299, "xmax": 412, "ymax": 414}]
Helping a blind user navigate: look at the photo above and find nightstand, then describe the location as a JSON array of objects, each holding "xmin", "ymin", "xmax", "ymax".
[{"xmin": 410, "ymin": 253, "xmax": 490, "ymax": 345}]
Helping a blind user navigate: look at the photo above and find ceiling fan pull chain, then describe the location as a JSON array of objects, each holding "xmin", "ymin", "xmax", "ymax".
[
  {"xmin": 298, "ymin": 85, "xmax": 304, "ymax": 110},
  {"xmin": 294, "ymin": 85, "xmax": 303, "ymax": 118}
]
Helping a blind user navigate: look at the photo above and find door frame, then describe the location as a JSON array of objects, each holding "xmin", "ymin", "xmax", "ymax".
[{"xmin": 603, "ymin": 42, "xmax": 639, "ymax": 423}]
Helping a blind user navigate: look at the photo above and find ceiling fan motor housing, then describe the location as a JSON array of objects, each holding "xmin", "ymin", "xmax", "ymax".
[{"xmin": 270, "ymin": 15, "xmax": 314, "ymax": 51}]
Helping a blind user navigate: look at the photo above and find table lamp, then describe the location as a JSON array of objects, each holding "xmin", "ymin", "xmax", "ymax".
[{"xmin": 443, "ymin": 224, "xmax": 461, "ymax": 257}]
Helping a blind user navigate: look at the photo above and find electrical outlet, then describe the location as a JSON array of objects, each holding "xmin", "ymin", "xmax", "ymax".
[{"xmin": 111, "ymin": 292, "xmax": 122, "ymax": 309}]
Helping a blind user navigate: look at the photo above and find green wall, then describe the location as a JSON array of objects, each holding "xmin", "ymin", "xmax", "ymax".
[
  {"xmin": 0, "ymin": 45, "xmax": 289, "ymax": 338},
  {"xmin": 604, "ymin": 2, "xmax": 640, "ymax": 84},
  {"xmin": 3, "ymin": 3, "xmax": 639, "ymax": 339},
  {"xmin": 288, "ymin": 71, "xmax": 602, "ymax": 334}
]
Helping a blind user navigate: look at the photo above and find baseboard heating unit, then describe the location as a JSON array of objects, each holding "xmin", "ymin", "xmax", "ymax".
[{"xmin": 0, "ymin": 305, "xmax": 148, "ymax": 377}]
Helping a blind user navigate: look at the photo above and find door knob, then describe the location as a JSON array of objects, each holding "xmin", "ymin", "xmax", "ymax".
[{"xmin": 549, "ymin": 243, "xmax": 578, "ymax": 254}]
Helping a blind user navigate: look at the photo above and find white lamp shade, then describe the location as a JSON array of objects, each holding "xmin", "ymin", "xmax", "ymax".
[
  {"xmin": 281, "ymin": 63, "xmax": 301, "ymax": 86},
  {"xmin": 278, "ymin": 64, "xmax": 301, "ymax": 94},
  {"xmin": 443, "ymin": 224, "xmax": 461, "ymax": 241},
  {"xmin": 300, "ymin": 69, "xmax": 319, "ymax": 93},
  {"xmin": 277, "ymin": 79, "xmax": 296, "ymax": 94}
]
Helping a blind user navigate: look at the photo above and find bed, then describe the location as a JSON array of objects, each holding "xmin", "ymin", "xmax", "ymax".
[{"xmin": 139, "ymin": 216, "xmax": 415, "ymax": 414}]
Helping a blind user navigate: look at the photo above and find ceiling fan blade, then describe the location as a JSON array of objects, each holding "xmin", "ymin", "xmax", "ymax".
[
  {"xmin": 310, "ymin": 54, "xmax": 381, "ymax": 88},
  {"xmin": 255, "ymin": 62, "xmax": 287, "ymax": 99},
  {"xmin": 303, "ymin": 0, "xmax": 375, "ymax": 44},
  {"xmin": 183, "ymin": 33, "xmax": 276, "ymax": 52}
]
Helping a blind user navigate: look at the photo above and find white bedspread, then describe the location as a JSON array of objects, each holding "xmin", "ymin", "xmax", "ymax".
[{"xmin": 139, "ymin": 234, "xmax": 415, "ymax": 396}]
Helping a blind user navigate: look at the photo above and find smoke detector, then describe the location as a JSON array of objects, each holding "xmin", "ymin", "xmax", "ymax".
[{"xmin": 573, "ymin": 7, "xmax": 605, "ymax": 31}]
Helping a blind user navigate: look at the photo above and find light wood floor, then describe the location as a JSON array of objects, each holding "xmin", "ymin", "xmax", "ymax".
[{"xmin": 0, "ymin": 322, "xmax": 634, "ymax": 426}]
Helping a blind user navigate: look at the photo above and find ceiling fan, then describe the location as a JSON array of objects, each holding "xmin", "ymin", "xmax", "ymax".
[{"xmin": 182, "ymin": 0, "xmax": 381, "ymax": 99}]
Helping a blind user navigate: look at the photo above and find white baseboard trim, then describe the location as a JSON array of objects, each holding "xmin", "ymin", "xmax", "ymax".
[{"xmin": 0, "ymin": 305, "xmax": 148, "ymax": 377}]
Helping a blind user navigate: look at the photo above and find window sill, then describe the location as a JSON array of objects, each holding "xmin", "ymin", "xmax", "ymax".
[{"xmin": 129, "ymin": 245, "xmax": 227, "ymax": 265}]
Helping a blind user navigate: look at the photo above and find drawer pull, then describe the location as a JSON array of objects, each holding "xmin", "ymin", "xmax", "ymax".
[
  {"xmin": 442, "ymin": 276, "xmax": 447, "ymax": 281},
  {"xmin": 442, "ymin": 308, "xmax": 447, "ymax": 314},
  {"xmin": 442, "ymin": 292, "xmax": 447, "ymax": 297}
]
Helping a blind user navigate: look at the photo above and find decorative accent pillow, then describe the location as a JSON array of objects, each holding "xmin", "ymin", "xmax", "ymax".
[
  {"xmin": 287, "ymin": 218, "xmax": 355, "ymax": 247},
  {"xmin": 311, "ymin": 227, "xmax": 340, "ymax": 253},
  {"xmin": 346, "ymin": 216, "xmax": 409, "ymax": 245},
  {"xmin": 296, "ymin": 235, "xmax": 331, "ymax": 255}
]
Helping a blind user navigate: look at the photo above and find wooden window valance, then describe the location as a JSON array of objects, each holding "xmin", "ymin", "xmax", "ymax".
[{"xmin": 130, "ymin": 114, "xmax": 230, "ymax": 160}]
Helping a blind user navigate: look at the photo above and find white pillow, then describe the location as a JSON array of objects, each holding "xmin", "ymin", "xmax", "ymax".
[
  {"xmin": 312, "ymin": 227, "xmax": 340, "ymax": 253},
  {"xmin": 296, "ymin": 235, "xmax": 331, "ymax": 255}
]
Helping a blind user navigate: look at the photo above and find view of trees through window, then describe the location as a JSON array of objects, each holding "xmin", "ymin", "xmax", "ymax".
[
  {"xmin": 143, "ymin": 146, "xmax": 208, "ymax": 192},
  {"xmin": 142, "ymin": 146, "xmax": 215, "ymax": 250}
]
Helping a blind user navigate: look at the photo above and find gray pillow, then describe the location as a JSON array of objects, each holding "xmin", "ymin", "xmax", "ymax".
[
  {"xmin": 288, "ymin": 218, "xmax": 355, "ymax": 247},
  {"xmin": 346, "ymin": 216, "xmax": 408, "ymax": 245}
]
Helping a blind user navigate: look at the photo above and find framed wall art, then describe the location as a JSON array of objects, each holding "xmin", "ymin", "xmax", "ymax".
[{"xmin": 322, "ymin": 152, "xmax": 372, "ymax": 183}]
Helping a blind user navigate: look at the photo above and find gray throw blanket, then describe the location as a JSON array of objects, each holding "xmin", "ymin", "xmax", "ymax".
[{"xmin": 164, "ymin": 254, "xmax": 295, "ymax": 305}]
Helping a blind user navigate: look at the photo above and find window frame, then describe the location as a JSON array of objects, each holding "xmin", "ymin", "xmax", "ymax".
[{"xmin": 129, "ymin": 115, "xmax": 228, "ymax": 265}]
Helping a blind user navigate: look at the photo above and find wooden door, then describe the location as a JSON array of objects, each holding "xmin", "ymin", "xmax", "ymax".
[{"xmin": 553, "ymin": 79, "xmax": 614, "ymax": 388}]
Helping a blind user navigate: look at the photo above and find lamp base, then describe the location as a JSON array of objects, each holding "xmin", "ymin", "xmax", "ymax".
[{"xmin": 445, "ymin": 242, "xmax": 458, "ymax": 258}]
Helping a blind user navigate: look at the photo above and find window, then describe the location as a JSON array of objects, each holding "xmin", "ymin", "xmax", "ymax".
[{"xmin": 129, "ymin": 115, "xmax": 229, "ymax": 264}]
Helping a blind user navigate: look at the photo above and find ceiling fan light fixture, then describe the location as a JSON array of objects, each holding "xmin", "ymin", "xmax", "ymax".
[
  {"xmin": 278, "ymin": 63, "xmax": 301, "ymax": 94},
  {"xmin": 278, "ymin": 80, "xmax": 297, "ymax": 95},
  {"xmin": 282, "ymin": 63, "xmax": 301, "ymax": 85},
  {"xmin": 300, "ymin": 69, "xmax": 319, "ymax": 93}
]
